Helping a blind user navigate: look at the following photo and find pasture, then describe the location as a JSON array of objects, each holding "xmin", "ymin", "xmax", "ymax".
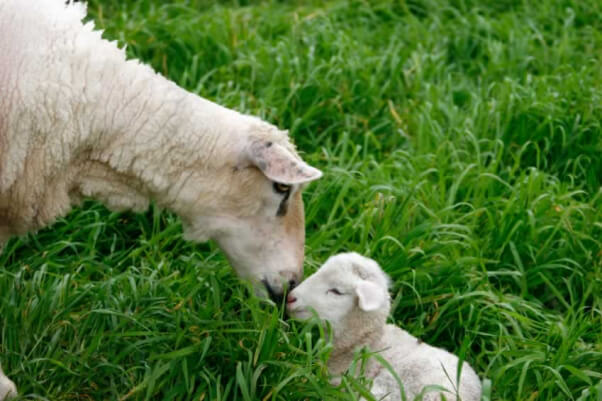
[{"xmin": 1, "ymin": 0, "xmax": 601, "ymax": 399}]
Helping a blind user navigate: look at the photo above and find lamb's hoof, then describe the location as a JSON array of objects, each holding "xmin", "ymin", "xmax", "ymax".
[{"xmin": 0, "ymin": 374, "xmax": 17, "ymax": 400}]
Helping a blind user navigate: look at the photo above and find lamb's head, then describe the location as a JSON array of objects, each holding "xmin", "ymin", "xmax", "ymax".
[
  {"xmin": 180, "ymin": 119, "xmax": 322, "ymax": 301},
  {"xmin": 287, "ymin": 252, "xmax": 391, "ymax": 332}
]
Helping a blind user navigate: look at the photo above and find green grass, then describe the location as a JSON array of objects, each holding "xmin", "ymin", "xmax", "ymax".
[{"xmin": 1, "ymin": 0, "xmax": 602, "ymax": 399}]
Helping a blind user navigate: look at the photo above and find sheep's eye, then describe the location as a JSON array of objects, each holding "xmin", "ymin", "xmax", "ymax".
[
  {"xmin": 328, "ymin": 288, "xmax": 343, "ymax": 296},
  {"xmin": 273, "ymin": 182, "xmax": 291, "ymax": 194}
]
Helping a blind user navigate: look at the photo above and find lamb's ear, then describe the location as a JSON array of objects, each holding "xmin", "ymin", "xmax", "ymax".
[
  {"xmin": 248, "ymin": 140, "xmax": 322, "ymax": 184},
  {"xmin": 355, "ymin": 280, "xmax": 385, "ymax": 312}
]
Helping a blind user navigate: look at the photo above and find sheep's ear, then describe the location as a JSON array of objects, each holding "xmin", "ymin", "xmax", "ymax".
[
  {"xmin": 356, "ymin": 280, "xmax": 385, "ymax": 312},
  {"xmin": 248, "ymin": 141, "xmax": 322, "ymax": 184}
]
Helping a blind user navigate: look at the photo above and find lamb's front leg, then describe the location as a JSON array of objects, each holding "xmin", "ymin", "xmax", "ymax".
[{"xmin": 0, "ymin": 365, "xmax": 16, "ymax": 400}]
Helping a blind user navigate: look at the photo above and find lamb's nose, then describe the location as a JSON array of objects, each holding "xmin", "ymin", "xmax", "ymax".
[
  {"xmin": 286, "ymin": 294, "xmax": 297, "ymax": 304},
  {"xmin": 288, "ymin": 278, "xmax": 298, "ymax": 290}
]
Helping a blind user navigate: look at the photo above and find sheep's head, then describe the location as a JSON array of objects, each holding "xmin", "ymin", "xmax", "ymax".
[
  {"xmin": 287, "ymin": 252, "xmax": 391, "ymax": 331},
  {"xmin": 180, "ymin": 120, "xmax": 322, "ymax": 301}
]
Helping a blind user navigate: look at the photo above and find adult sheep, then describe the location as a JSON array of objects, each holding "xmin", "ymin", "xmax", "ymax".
[{"xmin": 0, "ymin": 0, "xmax": 321, "ymax": 396}]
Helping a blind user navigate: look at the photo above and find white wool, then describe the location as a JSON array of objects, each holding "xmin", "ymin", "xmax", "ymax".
[
  {"xmin": 288, "ymin": 253, "xmax": 482, "ymax": 401},
  {"xmin": 1, "ymin": 0, "xmax": 323, "ymax": 394},
  {"xmin": 0, "ymin": 0, "xmax": 322, "ymax": 283},
  {"xmin": 0, "ymin": 365, "xmax": 16, "ymax": 400}
]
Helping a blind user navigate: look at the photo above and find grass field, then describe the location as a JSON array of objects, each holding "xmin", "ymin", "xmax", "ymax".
[{"xmin": 1, "ymin": 0, "xmax": 601, "ymax": 400}]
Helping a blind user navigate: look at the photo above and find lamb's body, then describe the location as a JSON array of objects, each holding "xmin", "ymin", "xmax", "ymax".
[
  {"xmin": 352, "ymin": 325, "xmax": 481, "ymax": 401},
  {"xmin": 288, "ymin": 253, "xmax": 482, "ymax": 401}
]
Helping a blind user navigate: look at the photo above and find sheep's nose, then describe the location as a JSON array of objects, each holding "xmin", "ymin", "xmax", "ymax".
[
  {"xmin": 263, "ymin": 281, "xmax": 285, "ymax": 303},
  {"xmin": 287, "ymin": 293, "xmax": 297, "ymax": 304},
  {"xmin": 278, "ymin": 270, "xmax": 300, "ymax": 291},
  {"xmin": 263, "ymin": 272, "xmax": 301, "ymax": 303}
]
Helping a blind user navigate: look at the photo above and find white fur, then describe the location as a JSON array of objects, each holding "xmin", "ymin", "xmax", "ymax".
[
  {"xmin": 0, "ymin": 366, "xmax": 16, "ymax": 401},
  {"xmin": 0, "ymin": 0, "xmax": 321, "ymax": 393},
  {"xmin": 288, "ymin": 253, "xmax": 482, "ymax": 401},
  {"xmin": 0, "ymin": 0, "xmax": 322, "ymax": 285}
]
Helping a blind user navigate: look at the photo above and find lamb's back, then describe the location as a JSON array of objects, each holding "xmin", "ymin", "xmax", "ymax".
[{"xmin": 373, "ymin": 325, "xmax": 481, "ymax": 401}]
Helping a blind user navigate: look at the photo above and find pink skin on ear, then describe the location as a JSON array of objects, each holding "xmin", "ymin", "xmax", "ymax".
[
  {"xmin": 248, "ymin": 141, "xmax": 322, "ymax": 184},
  {"xmin": 355, "ymin": 280, "xmax": 385, "ymax": 311}
]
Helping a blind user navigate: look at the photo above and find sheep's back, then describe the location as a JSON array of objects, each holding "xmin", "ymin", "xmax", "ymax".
[{"xmin": 0, "ymin": 0, "xmax": 140, "ymax": 234}]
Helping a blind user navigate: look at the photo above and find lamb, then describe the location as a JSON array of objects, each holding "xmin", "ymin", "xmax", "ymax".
[
  {"xmin": 287, "ymin": 253, "xmax": 482, "ymax": 401},
  {"xmin": 0, "ymin": 0, "xmax": 321, "ymax": 395}
]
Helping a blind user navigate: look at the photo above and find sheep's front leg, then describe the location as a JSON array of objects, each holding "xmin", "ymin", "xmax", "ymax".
[
  {"xmin": 0, "ymin": 240, "xmax": 17, "ymax": 399},
  {"xmin": 0, "ymin": 242, "xmax": 16, "ymax": 400},
  {"xmin": 0, "ymin": 365, "xmax": 17, "ymax": 400}
]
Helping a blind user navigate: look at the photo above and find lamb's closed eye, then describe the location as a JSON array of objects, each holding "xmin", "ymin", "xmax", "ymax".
[{"xmin": 327, "ymin": 288, "xmax": 344, "ymax": 295}]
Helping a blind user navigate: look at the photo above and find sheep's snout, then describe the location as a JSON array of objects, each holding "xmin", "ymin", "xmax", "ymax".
[
  {"xmin": 263, "ymin": 280, "xmax": 284, "ymax": 303},
  {"xmin": 263, "ymin": 270, "xmax": 300, "ymax": 303},
  {"xmin": 280, "ymin": 270, "xmax": 300, "ymax": 291}
]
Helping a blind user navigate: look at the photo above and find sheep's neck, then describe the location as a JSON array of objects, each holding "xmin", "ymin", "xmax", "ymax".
[
  {"xmin": 1, "ymin": 60, "xmax": 246, "ymax": 236},
  {"xmin": 73, "ymin": 61, "xmax": 248, "ymax": 217},
  {"xmin": 329, "ymin": 324, "xmax": 386, "ymax": 377}
]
